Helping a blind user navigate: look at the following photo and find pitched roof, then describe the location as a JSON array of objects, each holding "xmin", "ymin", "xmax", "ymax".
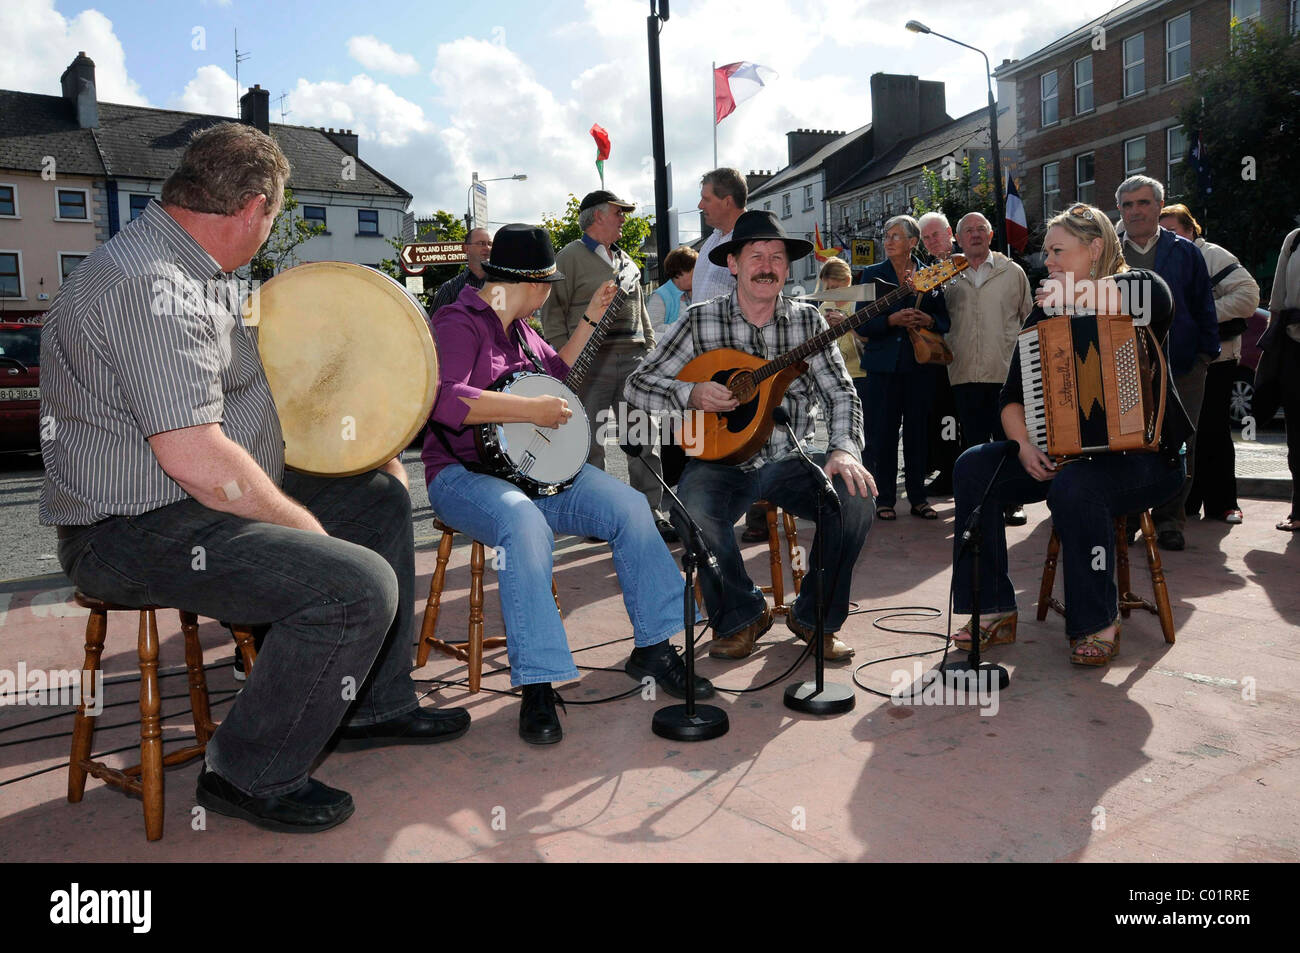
[
  {"xmin": 993, "ymin": 0, "xmax": 1164, "ymax": 78},
  {"xmin": 748, "ymin": 124, "xmax": 872, "ymax": 198},
  {"xmin": 827, "ymin": 107, "xmax": 989, "ymax": 197},
  {"xmin": 0, "ymin": 90, "xmax": 410, "ymax": 200}
]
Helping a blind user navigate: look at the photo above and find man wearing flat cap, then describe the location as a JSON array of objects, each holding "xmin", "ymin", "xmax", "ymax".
[
  {"xmin": 541, "ymin": 190, "xmax": 675, "ymax": 540},
  {"xmin": 626, "ymin": 210, "xmax": 876, "ymax": 661}
]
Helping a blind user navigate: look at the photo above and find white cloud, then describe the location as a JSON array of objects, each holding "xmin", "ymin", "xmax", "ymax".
[
  {"xmin": 287, "ymin": 74, "xmax": 432, "ymax": 147},
  {"xmin": 0, "ymin": 0, "xmax": 147, "ymax": 105},
  {"xmin": 347, "ymin": 35, "xmax": 420, "ymax": 76},
  {"xmin": 168, "ymin": 64, "xmax": 238, "ymax": 116}
]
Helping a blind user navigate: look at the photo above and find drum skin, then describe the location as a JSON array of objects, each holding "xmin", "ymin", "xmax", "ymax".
[{"xmin": 252, "ymin": 261, "xmax": 439, "ymax": 476}]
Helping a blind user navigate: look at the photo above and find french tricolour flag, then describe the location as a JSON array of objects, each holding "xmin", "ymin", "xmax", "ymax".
[
  {"xmin": 714, "ymin": 62, "xmax": 777, "ymax": 124},
  {"xmin": 1005, "ymin": 173, "xmax": 1029, "ymax": 253}
]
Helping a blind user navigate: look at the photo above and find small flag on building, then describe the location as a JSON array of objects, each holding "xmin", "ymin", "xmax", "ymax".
[
  {"xmin": 714, "ymin": 62, "xmax": 777, "ymax": 124},
  {"xmin": 1187, "ymin": 130, "xmax": 1212, "ymax": 196},
  {"xmin": 813, "ymin": 224, "xmax": 842, "ymax": 262},
  {"xmin": 591, "ymin": 123, "xmax": 611, "ymax": 187},
  {"xmin": 1005, "ymin": 173, "xmax": 1029, "ymax": 253}
]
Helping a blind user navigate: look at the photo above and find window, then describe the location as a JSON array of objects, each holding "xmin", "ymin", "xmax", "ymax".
[
  {"xmin": 56, "ymin": 188, "xmax": 88, "ymax": 220},
  {"xmin": 1124, "ymin": 136, "xmax": 1147, "ymax": 176},
  {"xmin": 357, "ymin": 209, "xmax": 379, "ymax": 235},
  {"xmin": 0, "ymin": 252, "xmax": 22, "ymax": 297},
  {"xmin": 1042, "ymin": 162, "xmax": 1061, "ymax": 218},
  {"xmin": 805, "ymin": 237, "xmax": 817, "ymax": 278},
  {"xmin": 802, "ymin": 185, "xmax": 814, "ymax": 211},
  {"xmin": 0, "ymin": 184, "xmax": 15, "ymax": 217},
  {"xmin": 1231, "ymin": 0, "xmax": 1261, "ymax": 25},
  {"xmin": 1076, "ymin": 153, "xmax": 1095, "ymax": 205},
  {"xmin": 1074, "ymin": 57, "xmax": 1094, "ymax": 115},
  {"xmin": 1166, "ymin": 14, "xmax": 1191, "ymax": 82},
  {"xmin": 1041, "ymin": 70, "xmax": 1059, "ymax": 126},
  {"xmin": 859, "ymin": 197, "xmax": 868, "ymax": 220},
  {"xmin": 763, "ymin": 200, "xmax": 771, "ymax": 211},
  {"xmin": 1123, "ymin": 33, "xmax": 1145, "ymax": 97},
  {"xmin": 905, "ymin": 182, "xmax": 918, "ymax": 211},
  {"xmin": 59, "ymin": 253, "xmax": 87, "ymax": 283},
  {"xmin": 303, "ymin": 205, "xmax": 327, "ymax": 229},
  {"xmin": 1167, "ymin": 126, "xmax": 1188, "ymax": 194},
  {"xmin": 1292, "ymin": 0, "xmax": 1299, "ymax": 33},
  {"xmin": 128, "ymin": 194, "xmax": 151, "ymax": 221},
  {"xmin": 841, "ymin": 205, "xmax": 850, "ymax": 226},
  {"xmin": 781, "ymin": 193, "xmax": 791, "ymax": 218}
]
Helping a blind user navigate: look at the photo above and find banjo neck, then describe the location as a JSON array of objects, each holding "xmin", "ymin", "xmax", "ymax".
[{"xmin": 563, "ymin": 283, "xmax": 632, "ymax": 392}]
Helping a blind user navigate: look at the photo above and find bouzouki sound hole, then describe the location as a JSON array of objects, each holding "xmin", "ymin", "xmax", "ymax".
[
  {"xmin": 712, "ymin": 368, "xmax": 758, "ymax": 433},
  {"xmin": 727, "ymin": 369, "xmax": 758, "ymax": 403}
]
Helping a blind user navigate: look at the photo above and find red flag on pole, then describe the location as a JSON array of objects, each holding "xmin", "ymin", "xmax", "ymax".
[
  {"xmin": 591, "ymin": 123, "xmax": 611, "ymax": 187},
  {"xmin": 713, "ymin": 62, "xmax": 776, "ymax": 124}
]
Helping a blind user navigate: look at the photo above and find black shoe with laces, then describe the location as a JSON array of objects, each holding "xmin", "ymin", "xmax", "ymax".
[
  {"xmin": 519, "ymin": 683, "xmax": 565, "ymax": 745},
  {"xmin": 624, "ymin": 641, "xmax": 715, "ymax": 700}
]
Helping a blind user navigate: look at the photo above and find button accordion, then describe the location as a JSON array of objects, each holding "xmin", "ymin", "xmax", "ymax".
[{"xmin": 1018, "ymin": 314, "xmax": 1166, "ymax": 460}]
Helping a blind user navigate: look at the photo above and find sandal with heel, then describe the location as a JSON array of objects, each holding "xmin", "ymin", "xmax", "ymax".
[
  {"xmin": 953, "ymin": 611, "xmax": 1017, "ymax": 652},
  {"xmin": 1069, "ymin": 622, "xmax": 1121, "ymax": 667}
]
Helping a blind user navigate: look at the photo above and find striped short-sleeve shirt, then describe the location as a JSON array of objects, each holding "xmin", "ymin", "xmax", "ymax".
[{"xmin": 39, "ymin": 201, "xmax": 284, "ymax": 525}]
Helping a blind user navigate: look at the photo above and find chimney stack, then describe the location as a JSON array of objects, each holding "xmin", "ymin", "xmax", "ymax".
[
  {"xmin": 324, "ymin": 127, "xmax": 359, "ymax": 157},
  {"xmin": 240, "ymin": 84, "xmax": 271, "ymax": 133},
  {"xmin": 60, "ymin": 52, "xmax": 98, "ymax": 129}
]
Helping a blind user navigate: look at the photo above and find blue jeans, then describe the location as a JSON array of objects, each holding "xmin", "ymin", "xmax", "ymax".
[
  {"xmin": 56, "ymin": 469, "xmax": 418, "ymax": 798},
  {"xmin": 427, "ymin": 463, "xmax": 685, "ymax": 685},
  {"xmin": 866, "ymin": 368, "xmax": 934, "ymax": 508},
  {"xmin": 952, "ymin": 443, "xmax": 1186, "ymax": 639},
  {"xmin": 673, "ymin": 453, "xmax": 874, "ymax": 637}
]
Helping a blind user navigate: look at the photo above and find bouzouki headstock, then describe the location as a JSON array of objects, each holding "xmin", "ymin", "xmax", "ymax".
[{"xmin": 908, "ymin": 254, "xmax": 969, "ymax": 293}]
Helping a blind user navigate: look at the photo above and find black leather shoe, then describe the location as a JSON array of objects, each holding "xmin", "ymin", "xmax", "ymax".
[
  {"xmin": 1003, "ymin": 505, "xmax": 1028, "ymax": 526},
  {"xmin": 333, "ymin": 706, "xmax": 470, "ymax": 752},
  {"xmin": 655, "ymin": 517, "xmax": 680, "ymax": 542},
  {"xmin": 519, "ymin": 683, "xmax": 564, "ymax": 745},
  {"xmin": 1157, "ymin": 529, "xmax": 1186, "ymax": 551},
  {"xmin": 196, "ymin": 767, "xmax": 354, "ymax": 833},
  {"xmin": 625, "ymin": 641, "xmax": 715, "ymax": 700}
]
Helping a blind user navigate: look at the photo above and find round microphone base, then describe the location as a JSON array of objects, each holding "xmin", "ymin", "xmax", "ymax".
[
  {"xmin": 941, "ymin": 659, "xmax": 1011, "ymax": 691},
  {"xmin": 652, "ymin": 704, "xmax": 729, "ymax": 741},
  {"xmin": 784, "ymin": 680, "xmax": 855, "ymax": 715}
]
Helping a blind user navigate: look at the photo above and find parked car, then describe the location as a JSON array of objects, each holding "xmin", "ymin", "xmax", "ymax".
[
  {"xmin": 1230, "ymin": 307, "xmax": 1283, "ymax": 428},
  {"xmin": 0, "ymin": 321, "xmax": 41, "ymax": 451}
]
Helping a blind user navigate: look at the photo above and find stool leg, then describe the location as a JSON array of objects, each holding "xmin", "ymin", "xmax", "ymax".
[
  {"xmin": 68, "ymin": 608, "xmax": 107, "ymax": 803},
  {"xmin": 138, "ymin": 609, "xmax": 164, "ymax": 842},
  {"xmin": 179, "ymin": 611, "xmax": 215, "ymax": 743},
  {"xmin": 232, "ymin": 626, "xmax": 258, "ymax": 677},
  {"xmin": 1141, "ymin": 511, "xmax": 1176, "ymax": 644},
  {"xmin": 694, "ymin": 579, "xmax": 705, "ymax": 620},
  {"xmin": 1037, "ymin": 528, "xmax": 1061, "ymax": 621},
  {"xmin": 417, "ymin": 530, "xmax": 455, "ymax": 668},
  {"xmin": 467, "ymin": 541, "xmax": 485, "ymax": 694},
  {"xmin": 766, "ymin": 505, "xmax": 785, "ymax": 612},
  {"xmin": 784, "ymin": 510, "xmax": 803, "ymax": 597},
  {"xmin": 1115, "ymin": 521, "xmax": 1133, "ymax": 619}
]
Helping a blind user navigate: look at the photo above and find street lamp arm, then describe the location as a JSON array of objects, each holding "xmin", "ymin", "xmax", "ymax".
[{"xmin": 924, "ymin": 28, "xmax": 992, "ymax": 77}]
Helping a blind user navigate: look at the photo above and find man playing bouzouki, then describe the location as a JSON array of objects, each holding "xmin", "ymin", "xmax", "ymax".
[{"xmin": 625, "ymin": 210, "xmax": 876, "ymax": 661}]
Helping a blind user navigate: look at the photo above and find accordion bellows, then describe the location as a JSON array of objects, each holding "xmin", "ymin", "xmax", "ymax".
[{"xmin": 1019, "ymin": 315, "xmax": 1166, "ymax": 459}]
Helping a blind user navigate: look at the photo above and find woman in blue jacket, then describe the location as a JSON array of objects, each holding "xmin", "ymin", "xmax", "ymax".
[{"xmin": 855, "ymin": 214, "xmax": 950, "ymax": 519}]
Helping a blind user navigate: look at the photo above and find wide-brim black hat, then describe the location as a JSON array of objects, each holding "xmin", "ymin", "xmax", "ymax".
[
  {"xmin": 481, "ymin": 224, "xmax": 566, "ymax": 283},
  {"xmin": 708, "ymin": 209, "xmax": 815, "ymax": 266}
]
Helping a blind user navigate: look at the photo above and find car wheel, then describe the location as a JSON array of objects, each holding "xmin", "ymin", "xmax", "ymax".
[{"xmin": 1229, "ymin": 368, "xmax": 1254, "ymax": 428}]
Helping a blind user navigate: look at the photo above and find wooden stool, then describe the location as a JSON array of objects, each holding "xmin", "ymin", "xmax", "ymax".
[
  {"xmin": 416, "ymin": 518, "xmax": 562, "ymax": 693},
  {"xmin": 67, "ymin": 592, "xmax": 256, "ymax": 841},
  {"xmin": 1036, "ymin": 510, "xmax": 1176, "ymax": 643},
  {"xmin": 695, "ymin": 501, "xmax": 804, "ymax": 615}
]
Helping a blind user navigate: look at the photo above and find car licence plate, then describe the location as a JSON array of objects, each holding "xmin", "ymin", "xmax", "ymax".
[{"xmin": 0, "ymin": 387, "xmax": 39, "ymax": 401}]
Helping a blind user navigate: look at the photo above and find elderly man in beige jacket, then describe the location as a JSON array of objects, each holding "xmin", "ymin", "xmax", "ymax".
[{"xmin": 943, "ymin": 212, "xmax": 1034, "ymax": 524}]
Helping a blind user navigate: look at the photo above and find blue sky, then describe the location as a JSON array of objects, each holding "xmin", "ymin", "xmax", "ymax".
[{"xmin": 4, "ymin": 0, "xmax": 1123, "ymax": 239}]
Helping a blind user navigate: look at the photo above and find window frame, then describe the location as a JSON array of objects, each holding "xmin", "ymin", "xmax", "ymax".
[
  {"xmin": 0, "ymin": 183, "xmax": 18, "ymax": 218},
  {"xmin": 1074, "ymin": 56, "xmax": 1094, "ymax": 115},
  {"xmin": 802, "ymin": 184, "xmax": 814, "ymax": 211},
  {"xmin": 1041, "ymin": 69, "xmax": 1059, "ymax": 127},
  {"xmin": 58, "ymin": 251, "xmax": 89, "ymax": 285},
  {"xmin": 303, "ymin": 205, "xmax": 328, "ymax": 232},
  {"xmin": 1075, "ymin": 153, "xmax": 1095, "ymax": 205},
  {"xmin": 1166, "ymin": 125, "xmax": 1187, "ymax": 195},
  {"xmin": 357, "ymin": 208, "xmax": 380, "ymax": 236},
  {"xmin": 55, "ymin": 187, "xmax": 90, "ymax": 222},
  {"xmin": 0, "ymin": 250, "xmax": 25, "ymax": 299},
  {"xmin": 1123, "ymin": 32, "xmax": 1146, "ymax": 98},
  {"xmin": 1231, "ymin": 0, "xmax": 1261, "ymax": 25},
  {"xmin": 1124, "ymin": 135, "xmax": 1147, "ymax": 176},
  {"xmin": 1042, "ymin": 162, "xmax": 1062, "ymax": 219},
  {"xmin": 781, "ymin": 193, "xmax": 792, "ymax": 219},
  {"xmin": 1166, "ymin": 13, "xmax": 1191, "ymax": 83},
  {"xmin": 128, "ymin": 194, "xmax": 151, "ymax": 221}
]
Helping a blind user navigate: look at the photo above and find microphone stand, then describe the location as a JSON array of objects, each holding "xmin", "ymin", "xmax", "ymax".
[
  {"xmin": 943, "ymin": 442, "xmax": 1015, "ymax": 694},
  {"xmin": 773, "ymin": 410, "xmax": 855, "ymax": 716},
  {"xmin": 623, "ymin": 442, "xmax": 729, "ymax": 741}
]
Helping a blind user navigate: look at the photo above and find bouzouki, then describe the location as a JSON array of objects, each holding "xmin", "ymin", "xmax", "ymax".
[
  {"xmin": 675, "ymin": 255, "xmax": 968, "ymax": 464},
  {"xmin": 473, "ymin": 270, "xmax": 639, "ymax": 496}
]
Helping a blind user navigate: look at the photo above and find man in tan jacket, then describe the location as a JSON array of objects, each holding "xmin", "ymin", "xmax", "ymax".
[{"xmin": 943, "ymin": 212, "xmax": 1033, "ymax": 524}]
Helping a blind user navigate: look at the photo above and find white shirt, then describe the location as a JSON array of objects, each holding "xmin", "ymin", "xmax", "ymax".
[{"xmin": 692, "ymin": 228, "xmax": 736, "ymax": 305}]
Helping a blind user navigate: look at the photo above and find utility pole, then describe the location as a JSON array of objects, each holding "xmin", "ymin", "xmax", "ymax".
[{"xmin": 646, "ymin": 1, "xmax": 671, "ymax": 277}]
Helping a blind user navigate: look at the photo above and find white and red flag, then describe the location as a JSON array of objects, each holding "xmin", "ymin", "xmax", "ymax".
[
  {"xmin": 1005, "ymin": 173, "xmax": 1029, "ymax": 253},
  {"xmin": 714, "ymin": 62, "xmax": 777, "ymax": 123}
]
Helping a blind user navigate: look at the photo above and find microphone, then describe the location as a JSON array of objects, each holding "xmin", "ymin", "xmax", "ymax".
[
  {"xmin": 772, "ymin": 407, "xmax": 840, "ymax": 510},
  {"xmin": 621, "ymin": 438, "xmax": 719, "ymax": 571}
]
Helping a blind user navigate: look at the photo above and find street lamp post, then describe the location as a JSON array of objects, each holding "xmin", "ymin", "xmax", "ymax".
[
  {"xmin": 906, "ymin": 20, "xmax": 1007, "ymax": 254},
  {"xmin": 466, "ymin": 172, "xmax": 528, "ymax": 232}
]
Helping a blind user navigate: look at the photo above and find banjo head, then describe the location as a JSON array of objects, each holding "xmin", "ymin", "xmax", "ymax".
[
  {"xmin": 489, "ymin": 373, "xmax": 590, "ymax": 491},
  {"xmin": 253, "ymin": 262, "xmax": 439, "ymax": 477}
]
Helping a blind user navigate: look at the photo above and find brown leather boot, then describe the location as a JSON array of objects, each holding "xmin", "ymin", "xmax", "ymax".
[
  {"xmin": 786, "ymin": 615, "xmax": 855, "ymax": 660},
  {"xmin": 709, "ymin": 607, "xmax": 774, "ymax": 659}
]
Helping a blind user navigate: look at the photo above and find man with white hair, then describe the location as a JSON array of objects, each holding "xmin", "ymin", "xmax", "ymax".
[
  {"xmin": 1115, "ymin": 174, "xmax": 1219, "ymax": 550},
  {"xmin": 942, "ymin": 211, "xmax": 1033, "ymax": 524}
]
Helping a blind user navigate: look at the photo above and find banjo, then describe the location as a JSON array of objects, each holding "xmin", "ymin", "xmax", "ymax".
[{"xmin": 473, "ymin": 270, "xmax": 639, "ymax": 496}]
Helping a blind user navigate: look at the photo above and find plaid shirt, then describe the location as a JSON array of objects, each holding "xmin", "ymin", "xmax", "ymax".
[{"xmin": 624, "ymin": 290, "xmax": 863, "ymax": 470}]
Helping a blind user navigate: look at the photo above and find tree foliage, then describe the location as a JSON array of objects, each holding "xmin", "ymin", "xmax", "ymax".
[
  {"xmin": 248, "ymin": 188, "xmax": 326, "ymax": 280},
  {"xmin": 1175, "ymin": 19, "xmax": 1300, "ymax": 278},
  {"xmin": 912, "ymin": 155, "xmax": 997, "ymax": 232},
  {"xmin": 377, "ymin": 210, "xmax": 467, "ymax": 307},
  {"xmin": 541, "ymin": 194, "xmax": 653, "ymax": 271}
]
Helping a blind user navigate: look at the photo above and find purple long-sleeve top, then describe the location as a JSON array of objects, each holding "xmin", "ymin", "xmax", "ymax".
[{"xmin": 421, "ymin": 284, "xmax": 570, "ymax": 482}]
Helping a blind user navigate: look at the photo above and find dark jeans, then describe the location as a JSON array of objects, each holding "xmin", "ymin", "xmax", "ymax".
[
  {"xmin": 1152, "ymin": 357, "xmax": 1210, "ymax": 534},
  {"xmin": 951, "ymin": 382, "xmax": 1006, "ymax": 450},
  {"xmin": 1283, "ymin": 336, "xmax": 1300, "ymax": 515},
  {"xmin": 952, "ymin": 443, "xmax": 1185, "ymax": 639},
  {"xmin": 1186, "ymin": 359, "xmax": 1239, "ymax": 516},
  {"xmin": 56, "ymin": 469, "xmax": 418, "ymax": 797},
  {"xmin": 673, "ymin": 453, "xmax": 873, "ymax": 637},
  {"xmin": 927, "ymin": 371, "xmax": 959, "ymax": 484},
  {"xmin": 866, "ymin": 368, "xmax": 934, "ymax": 508}
]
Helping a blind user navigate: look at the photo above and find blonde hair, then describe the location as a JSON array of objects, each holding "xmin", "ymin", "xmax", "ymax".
[
  {"xmin": 1044, "ymin": 203, "xmax": 1128, "ymax": 277},
  {"xmin": 817, "ymin": 257, "xmax": 851, "ymax": 288}
]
